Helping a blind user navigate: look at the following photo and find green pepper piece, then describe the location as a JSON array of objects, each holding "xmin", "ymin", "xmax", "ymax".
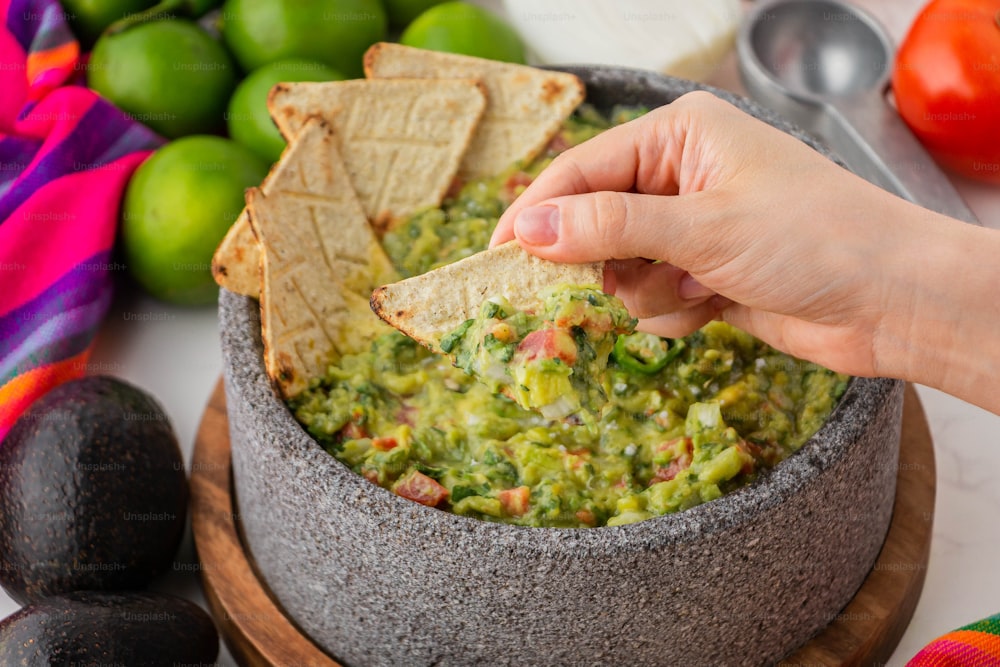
[
  {"xmin": 613, "ymin": 332, "xmax": 684, "ymax": 374},
  {"xmin": 440, "ymin": 319, "xmax": 474, "ymax": 353}
]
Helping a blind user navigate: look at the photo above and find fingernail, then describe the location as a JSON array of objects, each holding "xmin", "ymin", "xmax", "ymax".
[
  {"xmin": 515, "ymin": 206, "xmax": 559, "ymax": 246},
  {"xmin": 678, "ymin": 274, "xmax": 714, "ymax": 300}
]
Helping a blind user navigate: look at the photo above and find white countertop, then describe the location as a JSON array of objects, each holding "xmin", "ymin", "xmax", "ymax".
[{"xmin": 4, "ymin": 1, "xmax": 999, "ymax": 665}]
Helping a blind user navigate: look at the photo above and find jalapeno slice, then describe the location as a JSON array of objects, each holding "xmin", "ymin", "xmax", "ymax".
[{"xmin": 612, "ymin": 332, "xmax": 684, "ymax": 374}]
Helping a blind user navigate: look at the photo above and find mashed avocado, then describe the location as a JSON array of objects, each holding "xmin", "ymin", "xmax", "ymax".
[
  {"xmin": 289, "ymin": 105, "xmax": 849, "ymax": 528},
  {"xmin": 442, "ymin": 285, "xmax": 635, "ymax": 421}
]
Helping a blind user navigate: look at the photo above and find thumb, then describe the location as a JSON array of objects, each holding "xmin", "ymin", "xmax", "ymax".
[{"xmin": 512, "ymin": 190, "xmax": 720, "ymax": 269}]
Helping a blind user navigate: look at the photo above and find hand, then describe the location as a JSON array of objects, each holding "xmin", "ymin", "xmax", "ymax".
[{"xmin": 491, "ymin": 91, "xmax": 980, "ymax": 387}]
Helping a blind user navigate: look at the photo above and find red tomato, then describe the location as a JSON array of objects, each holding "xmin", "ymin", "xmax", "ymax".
[
  {"xmin": 341, "ymin": 421, "xmax": 369, "ymax": 440},
  {"xmin": 372, "ymin": 437, "xmax": 398, "ymax": 451},
  {"xmin": 393, "ymin": 471, "xmax": 449, "ymax": 507},
  {"xmin": 516, "ymin": 328, "xmax": 577, "ymax": 365},
  {"xmin": 892, "ymin": 0, "xmax": 1000, "ymax": 183},
  {"xmin": 651, "ymin": 437, "xmax": 693, "ymax": 484},
  {"xmin": 499, "ymin": 486, "xmax": 531, "ymax": 516}
]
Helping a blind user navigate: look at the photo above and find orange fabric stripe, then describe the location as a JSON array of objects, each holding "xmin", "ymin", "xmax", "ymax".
[
  {"xmin": 944, "ymin": 630, "xmax": 1000, "ymax": 658},
  {"xmin": 26, "ymin": 40, "xmax": 78, "ymax": 84},
  {"xmin": 0, "ymin": 348, "xmax": 88, "ymax": 438}
]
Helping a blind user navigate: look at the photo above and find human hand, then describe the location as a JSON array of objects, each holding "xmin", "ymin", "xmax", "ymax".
[{"xmin": 490, "ymin": 91, "xmax": 959, "ymax": 381}]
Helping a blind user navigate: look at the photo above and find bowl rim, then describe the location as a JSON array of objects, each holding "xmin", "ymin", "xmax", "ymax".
[{"xmin": 221, "ymin": 64, "xmax": 900, "ymax": 557}]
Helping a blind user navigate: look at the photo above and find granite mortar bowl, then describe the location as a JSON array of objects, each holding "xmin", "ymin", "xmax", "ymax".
[{"xmin": 220, "ymin": 66, "xmax": 905, "ymax": 667}]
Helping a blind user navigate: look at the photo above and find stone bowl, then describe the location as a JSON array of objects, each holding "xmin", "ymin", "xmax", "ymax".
[{"xmin": 219, "ymin": 66, "xmax": 904, "ymax": 667}]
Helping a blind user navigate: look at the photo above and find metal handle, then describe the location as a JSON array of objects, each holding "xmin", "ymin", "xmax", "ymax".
[{"xmin": 818, "ymin": 93, "xmax": 979, "ymax": 225}]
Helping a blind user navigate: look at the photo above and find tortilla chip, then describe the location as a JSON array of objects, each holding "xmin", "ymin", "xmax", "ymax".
[
  {"xmin": 267, "ymin": 78, "xmax": 487, "ymax": 231},
  {"xmin": 211, "ymin": 125, "xmax": 310, "ymax": 298},
  {"xmin": 247, "ymin": 118, "xmax": 397, "ymax": 398},
  {"xmin": 370, "ymin": 240, "xmax": 603, "ymax": 351},
  {"xmin": 212, "ymin": 209, "xmax": 259, "ymax": 297},
  {"xmin": 363, "ymin": 43, "xmax": 585, "ymax": 180}
]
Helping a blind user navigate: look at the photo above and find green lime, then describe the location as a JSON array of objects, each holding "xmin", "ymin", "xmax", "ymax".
[
  {"xmin": 227, "ymin": 59, "xmax": 343, "ymax": 163},
  {"xmin": 401, "ymin": 2, "xmax": 525, "ymax": 63},
  {"xmin": 88, "ymin": 20, "xmax": 236, "ymax": 138},
  {"xmin": 122, "ymin": 136, "xmax": 269, "ymax": 305},
  {"xmin": 60, "ymin": 0, "xmax": 156, "ymax": 48},
  {"xmin": 383, "ymin": 0, "xmax": 448, "ymax": 29},
  {"xmin": 221, "ymin": 0, "xmax": 386, "ymax": 77}
]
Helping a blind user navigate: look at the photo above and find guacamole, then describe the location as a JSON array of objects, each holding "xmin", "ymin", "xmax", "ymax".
[
  {"xmin": 290, "ymin": 105, "xmax": 849, "ymax": 528},
  {"xmin": 442, "ymin": 285, "xmax": 636, "ymax": 421}
]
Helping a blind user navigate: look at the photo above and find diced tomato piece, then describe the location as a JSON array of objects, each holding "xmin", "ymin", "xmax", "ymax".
[
  {"xmin": 341, "ymin": 421, "xmax": 369, "ymax": 440},
  {"xmin": 393, "ymin": 471, "xmax": 449, "ymax": 508},
  {"xmin": 651, "ymin": 437, "xmax": 693, "ymax": 483},
  {"xmin": 499, "ymin": 486, "xmax": 531, "ymax": 516},
  {"xmin": 362, "ymin": 469, "xmax": 380, "ymax": 484},
  {"xmin": 651, "ymin": 459, "xmax": 685, "ymax": 484},
  {"xmin": 516, "ymin": 328, "xmax": 577, "ymax": 365},
  {"xmin": 372, "ymin": 437, "xmax": 398, "ymax": 452},
  {"xmin": 575, "ymin": 509, "xmax": 597, "ymax": 526}
]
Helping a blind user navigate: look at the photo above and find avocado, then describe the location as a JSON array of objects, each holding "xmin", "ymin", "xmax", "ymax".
[
  {"xmin": 0, "ymin": 376, "xmax": 188, "ymax": 603},
  {"xmin": 0, "ymin": 590, "xmax": 218, "ymax": 665}
]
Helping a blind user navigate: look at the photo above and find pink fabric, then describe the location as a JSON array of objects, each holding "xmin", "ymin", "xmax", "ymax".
[
  {"xmin": 0, "ymin": 0, "xmax": 161, "ymax": 440},
  {"xmin": 0, "ymin": 150, "xmax": 146, "ymax": 312}
]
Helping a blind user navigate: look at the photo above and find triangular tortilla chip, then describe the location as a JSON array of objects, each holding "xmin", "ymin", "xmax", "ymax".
[
  {"xmin": 212, "ymin": 209, "xmax": 258, "ymax": 297},
  {"xmin": 267, "ymin": 78, "xmax": 487, "ymax": 231},
  {"xmin": 247, "ymin": 118, "xmax": 398, "ymax": 398},
  {"xmin": 363, "ymin": 43, "xmax": 585, "ymax": 180},
  {"xmin": 211, "ymin": 121, "xmax": 315, "ymax": 298},
  {"xmin": 370, "ymin": 240, "xmax": 602, "ymax": 351}
]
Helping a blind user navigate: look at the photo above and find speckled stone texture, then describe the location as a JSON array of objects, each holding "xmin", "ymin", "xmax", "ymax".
[{"xmin": 220, "ymin": 67, "xmax": 905, "ymax": 667}]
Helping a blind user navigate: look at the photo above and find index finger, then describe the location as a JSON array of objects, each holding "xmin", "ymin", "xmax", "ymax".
[{"xmin": 489, "ymin": 99, "xmax": 690, "ymax": 247}]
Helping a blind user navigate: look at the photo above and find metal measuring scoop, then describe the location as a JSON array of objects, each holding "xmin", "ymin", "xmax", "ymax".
[{"xmin": 737, "ymin": 0, "xmax": 979, "ymax": 224}]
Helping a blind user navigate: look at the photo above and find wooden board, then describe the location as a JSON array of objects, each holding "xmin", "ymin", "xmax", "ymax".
[{"xmin": 190, "ymin": 382, "xmax": 935, "ymax": 667}]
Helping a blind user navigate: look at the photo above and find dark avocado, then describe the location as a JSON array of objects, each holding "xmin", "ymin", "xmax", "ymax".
[
  {"xmin": 0, "ymin": 376, "xmax": 188, "ymax": 603},
  {"xmin": 0, "ymin": 590, "xmax": 219, "ymax": 665}
]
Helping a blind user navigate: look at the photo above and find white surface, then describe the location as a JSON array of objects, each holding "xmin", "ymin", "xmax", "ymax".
[{"xmin": 4, "ymin": 1, "xmax": 1000, "ymax": 665}]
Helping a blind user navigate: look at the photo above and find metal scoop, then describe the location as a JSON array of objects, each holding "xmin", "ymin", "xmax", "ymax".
[{"xmin": 738, "ymin": 0, "xmax": 978, "ymax": 224}]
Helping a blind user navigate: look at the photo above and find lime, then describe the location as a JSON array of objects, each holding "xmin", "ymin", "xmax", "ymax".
[
  {"xmin": 122, "ymin": 136, "xmax": 269, "ymax": 305},
  {"xmin": 60, "ymin": 0, "xmax": 156, "ymax": 49},
  {"xmin": 88, "ymin": 20, "xmax": 236, "ymax": 138},
  {"xmin": 401, "ymin": 2, "xmax": 525, "ymax": 63},
  {"xmin": 227, "ymin": 59, "xmax": 343, "ymax": 163},
  {"xmin": 383, "ymin": 0, "xmax": 448, "ymax": 29},
  {"xmin": 221, "ymin": 0, "xmax": 386, "ymax": 77}
]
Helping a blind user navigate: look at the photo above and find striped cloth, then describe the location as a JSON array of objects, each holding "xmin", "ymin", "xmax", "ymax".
[
  {"xmin": 0, "ymin": 0, "xmax": 161, "ymax": 440},
  {"xmin": 908, "ymin": 614, "xmax": 1000, "ymax": 666}
]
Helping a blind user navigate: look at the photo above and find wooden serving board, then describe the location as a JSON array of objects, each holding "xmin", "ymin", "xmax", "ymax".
[{"xmin": 190, "ymin": 381, "xmax": 935, "ymax": 667}]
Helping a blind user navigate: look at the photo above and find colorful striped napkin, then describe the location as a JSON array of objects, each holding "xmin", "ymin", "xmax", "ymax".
[
  {"xmin": 908, "ymin": 614, "xmax": 1000, "ymax": 666},
  {"xmin": 0, "ymin": 0, "xmax": 161, "ymax": 440}
]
